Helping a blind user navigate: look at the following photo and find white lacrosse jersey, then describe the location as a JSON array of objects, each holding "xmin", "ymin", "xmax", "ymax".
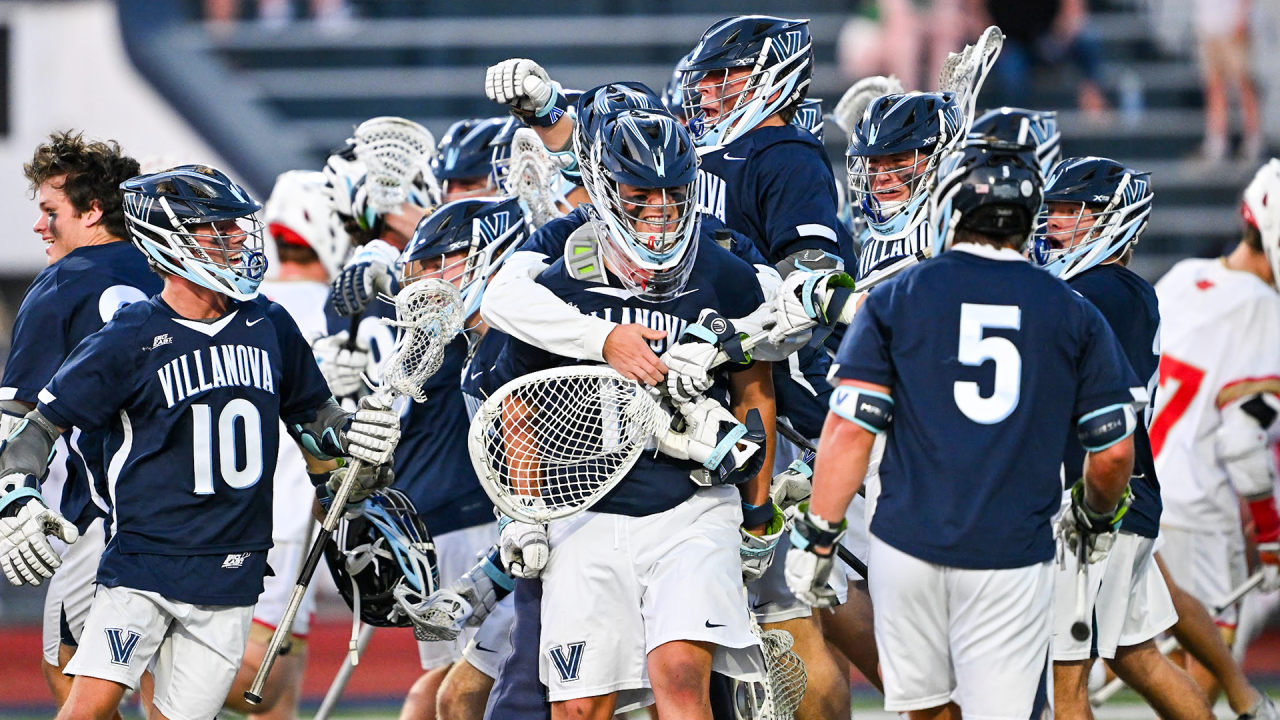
[
  {"xmin": 1153, "ymin": 258, "xmax": 1280, "ymax": 532},
  {"xmin": 258, "ymin": 279, "xmax": 331, "ymax": 545}
]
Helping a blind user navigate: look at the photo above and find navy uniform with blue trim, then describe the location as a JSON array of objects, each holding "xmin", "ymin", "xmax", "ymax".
[
  {"xmin": 0, "ymin": 166, "xmax": 401, "ymax": 720},
  {"xmin": 787, "ymin": 145, "xmax": 1142, "ymax": 720}
]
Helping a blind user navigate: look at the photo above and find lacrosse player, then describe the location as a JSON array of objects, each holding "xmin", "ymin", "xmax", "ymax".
[
  {"xmin": 1031, "ymin": 157, "xmax": 1215, "ymax": 720},
  {"xmin": 485, "ymin": 107, "xmax": 771, "ymax": 719},
  {"xmin": 433, "ymin": 118, "xmax": 509, "ymax": 202},
  {"xmin": 0, "ymin": 165, "xmax": 400, "ymax": 720},
  {"xmin": 220, "ymin": 169, "xmax": 354, "ymax": 720},
  {"xmin": 1150, "ymin": 159, "xmax": 1280, "ymax": 717},
  {"xmin": 788, "ymin": 143, "xmax": 1143, "ymax": 720},
  {"xmin": 0, "ymin": 131, "xmax": 160, "ymax": 714},
  {"xmin": 384, "ymin": 196, "xmax": 527, "ymax": 720}
]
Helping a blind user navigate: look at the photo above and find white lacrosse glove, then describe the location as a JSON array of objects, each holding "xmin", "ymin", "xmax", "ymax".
[
  {"xmin": 769, "ymin": 269, "xmax": 856, "ymax": 345},
  {"xmin": 1056, "ymin": 479, "xmax": 1133, "ymax": 564},
  {"xmin": 784, "ymin": 503, "xmax": 847, "ymax": 608},
  {"xmin": 656, "ymin": 397, "xmax": 766, "ymax": 487},
  {"xmin": 498, "ymin": 506, "xmax": 550, "ymax": 579},
  {"xmin": 312, "ymin": 331, "xmax": 370, "ymax": 398},
  {"xmin": 485, "ymin": 59, "xmax": 562, "ymax": 120},
  {"xmin": 661, "ymin": 310, "xmax": 750, "ymax": 404},
  {"xmin": 0, "ymin": 491, "xmax": 78, "ymax": 586},
  {"xmin": 331, "ymin": 240, "xmax": 399, "ymax": 317},
  {"xmin": 770, "ymin": 459, "xmax": 813, "ymax": 512},
  {"xmin": 397, "ymin": 546, "xmax": 513, "ymax": 641},
  {"xmin": 343, "ymin": 395, "xmax": 401, "ymax": 466},
  {"xmin": 741, "ymin": 503, "xmax": 786, "ymax": 582}
]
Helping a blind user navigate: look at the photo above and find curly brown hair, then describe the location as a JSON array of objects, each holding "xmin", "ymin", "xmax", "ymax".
[{"xmin": 23, "ymin": 130, "xmax": 140, "ymax": 240}]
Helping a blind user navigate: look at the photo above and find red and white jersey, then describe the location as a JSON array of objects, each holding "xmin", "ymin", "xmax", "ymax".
[
  {"xmin": 258, "ymin": 279, "xmax": 331, "ymax": 545},
  {"xmin": 1153, "ymin": 258, "xmax": 1280, "ymax": 531}
]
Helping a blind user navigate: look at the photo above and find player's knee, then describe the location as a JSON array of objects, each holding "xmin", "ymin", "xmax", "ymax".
[
  {"xmin": 553, "ymin": 696, "xmax": 614, "ymax": 720},
  {"xmin": 437, "ymin": 669, "xmax": 490, "ymax": 720},
  {"xmin": 650, "ymin": 658, "xmax": 710, "ymax": 704}
]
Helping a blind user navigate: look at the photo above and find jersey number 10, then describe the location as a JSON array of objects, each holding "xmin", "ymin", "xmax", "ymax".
[{"xmin": 192, "ymin": 399, "xmax": 264, "ymax": 493}]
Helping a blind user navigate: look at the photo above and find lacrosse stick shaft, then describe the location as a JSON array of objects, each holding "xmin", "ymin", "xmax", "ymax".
[
  {"xmin": 1091, "ymin": 570, "xmax": 1264, "ymax": 705},
  {"xmin": 835, "ymin": 544, "xmax": 868, "ymax": 577},
  {"xmin": 1071, "ymin": 538, "xmax": 1091, "ymax": 642},
  {"xmin": 314, "ymin": 623, "xmax": 376, "ymax": 720},
  {"xmin": 246, "ymin": 456, "xmax": 368, "ymax": 704}
]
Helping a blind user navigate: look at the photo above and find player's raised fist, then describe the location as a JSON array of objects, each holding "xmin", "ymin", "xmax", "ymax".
[{"xmin": 486, "ymin": 59, "xmax": 556, "ymax": 115}]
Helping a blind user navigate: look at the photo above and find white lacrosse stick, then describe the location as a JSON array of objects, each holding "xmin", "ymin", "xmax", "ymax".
[
  {"xmin": 830, "ymin": 75, "xmax": 906, "ymax": 136},
  {"xmin": 508, "ymin": 128, "xmax": 569, "ymax": 230},
  {"xmin": 732, "ymin": 617, "xmax": 808, "ymax": 720},
  {"xmin": 246, "ymin": 278, "xmax": 463, "ymax": 705},
  {"xmin": 938, "ymin": 25, "xmax": 1005, "ymax": 135},
  {"xmin": 352, "ymin": 117, "xmax": 440, "ymax": 214}
]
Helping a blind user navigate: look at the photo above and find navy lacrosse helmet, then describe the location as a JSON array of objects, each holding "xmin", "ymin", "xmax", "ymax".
[
  {"xmin": 581, "ymin": 108, "xmax": 701, "ymax": 301},
  {"xmin": 847, "ymin": 92, "xmax": 966, "ymax": 240},
  {"xmin": 570, "ymin": 82, "xmax": 664, "ymax": 184},
  {"xmin": 323, "ymin": 488, "xmax": 438, "ymax": 628},
  {"xmin": 929, "ymin": 143, "xmax": 1045, "ymax": 254},
  {"xmin": 398, "ymin": 196, "xmax": 527, "ymax": 321},
  {"xmin": 791, "ymin": 97, "xmax": 824, "ymax": 142},
  {"xmin": 1032, "ymin": 157, "xmax": 1152, "ymax": 280},
  {"xmin": 122, "ymin": 165, "xmax": 266, "ymax": 300},
  {"xmin": 663, "ymin": 55, "xmax": 692, "ymax": 122},
  {"xmin": 432, "ymin": 118, "xmax": 508, "ymax": 197},
  {"xmin": 969, "ymin": 107, "xmax": 1061, "ymax": 177},
  {"xmin": 679, "ymin": 16, "xmax": 813, "ymax": 147}
]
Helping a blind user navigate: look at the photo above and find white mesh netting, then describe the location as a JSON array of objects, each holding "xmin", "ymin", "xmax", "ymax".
[
  {"xmin": 509, "ymin": 128, "xmax": 567, "ymax": 230},
  {"xmin": 353, "ymin": 117, "xmax": 438, "ymax": 213},
  {"xmin": 735, "ymin": 623, "xmax": 808, "ymax": 720},
  {"xmin": 469, "ymin": 367, "xmax": 671, "ymax": 523},
  {"xmin": 382, "ymin": 279, "xmax": 464, "ymax": 402}
]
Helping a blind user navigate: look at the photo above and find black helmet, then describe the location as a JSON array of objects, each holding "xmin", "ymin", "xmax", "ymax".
[{"xmin": 929, "ymin": 143, "xmax": 1045, "ymax": 253}]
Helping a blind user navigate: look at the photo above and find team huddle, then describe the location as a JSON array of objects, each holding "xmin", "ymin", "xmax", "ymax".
[{"xmin": 4, "ymin": 12, "xmax": 1280, "ymax": 720}]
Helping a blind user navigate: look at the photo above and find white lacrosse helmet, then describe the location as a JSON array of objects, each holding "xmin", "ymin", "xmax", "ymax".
[
  {"xmin": 264, "ymin": 170, "xmax": 351, "ymax": 279},
  {"xmin": 1244, "ymin": 159, "xmax": 1280, "ymax": 287}
]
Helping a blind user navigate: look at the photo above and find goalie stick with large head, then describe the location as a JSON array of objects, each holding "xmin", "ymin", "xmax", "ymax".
[{"xmin": 246, "ymin": 278, "xmax": 463, "ymax": 704}]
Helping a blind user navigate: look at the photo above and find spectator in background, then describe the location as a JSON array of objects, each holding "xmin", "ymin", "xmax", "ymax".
[
  {"xmin": 205, "ymin": 0, "xmax": 349, "ymax": 27},
  {"xmin": 1192, "ymin": 0, "xmax": 1262, "ymax": 164},
  {"xmin": 974, "ymin": 0, "xmax": 1109, "ymax": 121},
  {"xmin": 837, "ymin": 0, "xmax": 964, "ymax": 91}
]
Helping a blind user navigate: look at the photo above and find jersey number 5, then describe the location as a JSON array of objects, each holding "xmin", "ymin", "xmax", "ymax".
[
  {"xmin": 192, "ymin": 399, "xmax": 264, "ymax": 494},
  {"xmin": 1148, "ymin": 355, "xmax": 1204, "ymax": 459},
  {"xmin": 954, "ymin": 303, "xmax": 1022, "ymax": 425}
]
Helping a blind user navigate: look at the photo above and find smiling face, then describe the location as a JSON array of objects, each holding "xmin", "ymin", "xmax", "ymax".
[
  {"xmin": 33, "ymin": 177, "xmax": 99, "ymax": 264},
  {"xmin": 616, "ymin": 182, "xmax": 688, "ymax": 250},
  {"xmin": 865, "ymin": 150, "xmax": 927, "ymax": 206}
]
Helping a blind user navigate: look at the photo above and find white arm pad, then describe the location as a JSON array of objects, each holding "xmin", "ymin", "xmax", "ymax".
[
  {"xmin": 480, "ymin": 250, "xmax": 616, "ymax": 362},
  {"xmin": 1216, "ymin": 394, "xmax": 1280, "ymax": 500}
]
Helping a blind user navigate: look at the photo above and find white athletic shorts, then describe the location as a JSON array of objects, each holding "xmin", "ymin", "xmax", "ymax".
[
  {"xmin": 1054, "ymin": 532, "xmax": 1177, "ymax": 661},
  {"xmin": 539, "ymin": 487, "xmax": 766, "ymax": 712},
  {"xmin": 252, "ymin": 539, "xmax": 318, "ymax": 638},
  {"xmin": 42, "ymin": 517, "xmax": 106, "ymax": 665},
  {"xmin": 65, "ymin": 584, "xmax": 254, "ymax": 720},
  {"xmin": 748, "ymin": 528, "xmax": 850, "ymax": 624},
  {"xmin": 868, "ymin": 534, "xmax": 1053, "ymax": 719},
  {"xmin": 1159, "ymin": 524, "xmax": 1248, "ymax": 627},
  {"xmin": 463, "ymin": 593, "xmax": 516, "ymax": 679},
  {"xmin": 418, "ymin": 521, "xmax": 498, "ymax": 669},
  {"xmin": 841, "ymin": 493, "xmax": 870, "ymax": 583}
]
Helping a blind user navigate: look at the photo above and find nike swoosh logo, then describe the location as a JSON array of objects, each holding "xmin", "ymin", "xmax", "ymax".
[
  {"xmin": 246, "ymin": 318, "xmax": 264, "ymax": 327},
  {"xmin": 723, "ymin": 154, "xmax": 746, "ymax": 161},
  {"xmin": 705, "ymin": 620, "xmax": 725, "ymax": 628},
  {"xmin": 474, "ymin": 643, "xmax": 496, "ymax": 652},
  {"xmin": 470, "ymin": 370, "xmax": 484, "ymax": 381}
]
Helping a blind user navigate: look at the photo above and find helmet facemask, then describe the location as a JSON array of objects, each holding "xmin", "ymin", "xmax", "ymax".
[
  {"xmin": 128, "ymin": 197, "xmax": 267, "ymax": 300},
  {"xmin": 847, "ymin": 148, "xmax": 939, "ymax": 227},
  {"xmin": 680, "ymin": 33, "xmax": 810, "ymax": 147},
  {"xmin": 1033, "ymin": 169, "xmax": 1152, "ymax": 280}
]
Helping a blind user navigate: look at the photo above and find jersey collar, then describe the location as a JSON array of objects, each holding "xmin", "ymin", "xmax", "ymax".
[{"xmin": 951, "ymin": 242, "xmax": 1028, "ymax": 263}]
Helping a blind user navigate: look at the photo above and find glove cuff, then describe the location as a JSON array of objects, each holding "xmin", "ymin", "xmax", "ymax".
[
  {"xmin": 741, "ymin": 500, "xmax": 776, "ymax": 528},
  {"xmin": 1070, "ymin": 479, "xmax": 1132, "ymax": 532},
  {"xmin": 0, "ymin": 486, "xmax": 43, "ymax": 518},
  {"xmin": 790, "ymin": 503, "xmax": 847, "ymax": 552},
  {"xmin": 513, "ymin": 84, "xmax": 569, "ymax": 128},
  {"xmin": 1250, "ymin": 497, "xmax": 1280, "ymax": 544}
]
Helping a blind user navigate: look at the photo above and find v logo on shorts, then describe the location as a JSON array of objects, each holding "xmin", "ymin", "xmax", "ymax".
[
  {"xmin": 547, "ymin": 642, "xmax": 586, "ymax": 683},
  {"xmin": 105, "ymin": 628, "xmax": 142, "ymax": 667}
]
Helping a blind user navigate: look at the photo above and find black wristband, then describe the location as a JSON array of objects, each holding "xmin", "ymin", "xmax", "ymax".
[{"xmin": 742, "ymin": 501, "xmax": 775, "ymax": 528}]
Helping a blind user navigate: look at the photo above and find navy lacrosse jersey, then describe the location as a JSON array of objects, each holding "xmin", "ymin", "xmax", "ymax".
[
  {"xmin": 855, "ymin": 222, "xmax": 931, "ymax": 282},
  {"xmin": 37, "ymin": 296, "xmax": 333, "ymax": 604},
  {"xmin": 834, "ymin": 245, "xmax": 1142, "ymax": 569},
  {"xmin": 695, "ymin": 124, "xmax": 854, "ymax": 266},
  {"xmin": 495, "ymin": 238, "xmax": 764, "ymax": 517},
  {"xmin": 392, "ymin": 335, "xmax": 494, "ymax": 536},
  {"xmin": 1064, "ymin": 263, "xmax": 1162, "ymax": 538},
  {"xmin": 462, "ymin": 327, "xmax": 512, "ymax": 415},
  {"xmin": 1, "ymin": 242, "xmax": 161, "ymax": 532}
]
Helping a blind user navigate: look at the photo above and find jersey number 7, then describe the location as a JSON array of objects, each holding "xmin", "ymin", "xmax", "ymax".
[{"xmin": 1148, "ymin": 355, "xmax": 1204, "ymax": 459}]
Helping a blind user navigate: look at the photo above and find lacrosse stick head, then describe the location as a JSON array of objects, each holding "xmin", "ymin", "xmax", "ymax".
[
  {"xmin": 509, "ymin": 128, "xmax": 571, "ymax": 229},
  {"xmin": 733, "ymin": 623, "xmax": 807, "ymax": 720},
  {"xmin": 938, "ymin": 25, "xmax": 1005, "ymax": 133},
  {"xmin": 381, "ymin": 278, "xmax": 465, "ymax": 403},
  {"xmin": 830, "ymin": 74, "xmax": 905, "ymax": 136},
  {"xmin": 353, "ymin": 117, "xmax": 441, "ymax": 214},
  {"xmin": 468, "ymin": 367, "xmax": 672, "ymax": 523}
]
